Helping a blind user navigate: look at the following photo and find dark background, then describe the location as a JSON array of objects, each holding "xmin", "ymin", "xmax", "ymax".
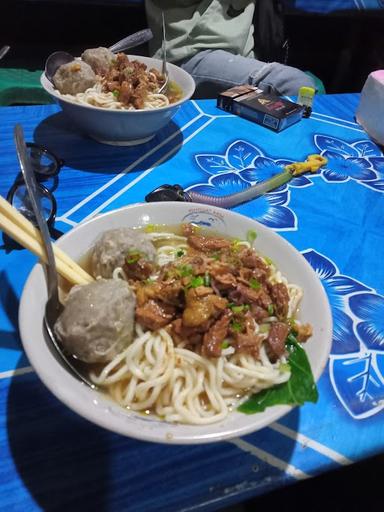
[{"xmin": 1, "ymin": 0, "xmax": 384, "ymax": 94}]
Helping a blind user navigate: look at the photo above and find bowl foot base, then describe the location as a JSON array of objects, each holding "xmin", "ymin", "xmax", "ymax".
[{"xmin": 90, "ymin": 134, "xmax": 156, "ymax": 146}]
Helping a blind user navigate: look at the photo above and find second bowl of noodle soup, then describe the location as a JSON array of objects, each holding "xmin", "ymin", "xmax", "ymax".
[
  {"xmin": 19, "ymin": 202, "xmax": 332, "ymax": 444},
  {"xmin": 40, "ymin": 55, "xmax": 196, "ymax": 146}
]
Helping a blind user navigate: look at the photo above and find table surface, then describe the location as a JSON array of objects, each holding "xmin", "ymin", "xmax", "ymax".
[{"xmin": 1, "ymin": 93, "xmax": 383, "ymax": 511}]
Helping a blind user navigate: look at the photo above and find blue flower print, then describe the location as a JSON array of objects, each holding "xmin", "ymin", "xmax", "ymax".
[
  {"xmin": 239, "ymin": 157, "xmax": 312, "ymax": 189},
  {"xmin": 330, "ymin": 352, "xmax": 384, "ymax": 419},
  {"xmin": 365, "ymin": 157, "xmax": 384, "ymax": 192},
  {"xmin": 314, "ymin": 135, "xmax": 379, "ymax": 185},
  {"xmin": 188, "ymin": 139, "xmax": 311, "ymax": 229},
  {"xmin": 321, "ymin": 152, "xmax": 376, "ymax": 182},
  {"xmin": 353, "ymin": 140, "xmax": 383, "ymax": 158},
  {"xmin": 302, "ymin": 249, "xmax": 371, "ymax": 355},
  {"xmin": 302, "ymin": 249, "xmax": 384, "ymax": 419},
  {"xmin": 195, "ymin": 140, "xmax": 262, "ymax": 175},
  {"xmin": 186, "ymin": 175, "xmax": 296, "ymax": 230},
  {"xmin": 349, "ymin": 293, "xmax": 384, "ymax": 352}
]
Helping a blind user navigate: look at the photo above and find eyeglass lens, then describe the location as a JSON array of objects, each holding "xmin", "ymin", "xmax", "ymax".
[
  {"xmin": 11, "ymin": 184, "xmax": 55, "ymax": 224},
  {"xmin": 27, "ymin": 144, "xmax": 60, "ymax": 177}
]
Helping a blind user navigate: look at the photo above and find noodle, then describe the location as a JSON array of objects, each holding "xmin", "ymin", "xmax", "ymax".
[
  {"xmin": 90, "ymin": 325, "xmax": 290, "ymax": 425},
  {"xmin": 88, "ymin": 230, "xmax": 302, "ymax": 425},
  {"xmin": 61, "ymin": 82, "xmax": 170, "ymax": 110}
]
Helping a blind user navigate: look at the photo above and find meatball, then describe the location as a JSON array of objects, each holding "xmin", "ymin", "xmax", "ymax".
[
  {"xmin": 81, "ymin": 47, "xmax": 115, "ymax": 75},
  {"xmin": 53, "ymin": 59, "xmax": 96, "ymax": 95},
  {"xmin": 54, "ymin": 278, "xmax": 136, "ymax": 363},
  {"xmin": 91, "ymin": 228, "xmax": 157, "ymax": 279}
]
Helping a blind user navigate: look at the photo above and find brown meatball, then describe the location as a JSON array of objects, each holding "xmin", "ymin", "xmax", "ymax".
[
  {"xmin": 54, "ymin": 279, "xmax": 136, "ymax": 363},
  {"xmin": 90, "ymin": 228, "xmax": 157, "ymax": 279},
  {"xmin": 81, "ymin": 47, "xmax": 115, "ymax": 75},
  {"xmin": 53, "ymin": 59, "xmax": 96, "ymax": 95}
]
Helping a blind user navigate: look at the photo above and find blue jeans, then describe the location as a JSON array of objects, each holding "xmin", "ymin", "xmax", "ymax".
[{"xmin": 178, "ymin": 49, "xmax": 315, "ymax": 97}]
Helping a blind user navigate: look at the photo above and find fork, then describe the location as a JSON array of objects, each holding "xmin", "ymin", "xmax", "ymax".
[{"xmin": 158, "ymin": 12, "xmax": 169, "ymax": 94}]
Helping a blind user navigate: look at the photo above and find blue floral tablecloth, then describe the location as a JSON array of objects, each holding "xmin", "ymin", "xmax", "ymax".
[
  {"xmin": 0, "ymin": 93, "xmax": 383, "ymax": 511},
  {"xmin": 284, "ymin": 0, "xmax": 384, "ymax": 13}
]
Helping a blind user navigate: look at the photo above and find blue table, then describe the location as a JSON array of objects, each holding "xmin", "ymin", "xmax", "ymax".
[
  {"xmin": 1, "ymin": 93, "xmax": 383, "ymax": 511},
  {"xmin": 284, "ymin": 0, "xmax": 384, "ymax": 13}
]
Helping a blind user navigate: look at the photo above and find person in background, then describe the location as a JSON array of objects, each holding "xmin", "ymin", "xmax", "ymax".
[{"xmin": 145, "ymin": 0, "xmax": 315, "ymax": 97}]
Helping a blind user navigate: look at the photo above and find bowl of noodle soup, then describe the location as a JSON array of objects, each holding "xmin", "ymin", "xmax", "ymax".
[
  {"xmin": 19, "ymin": 202, "xmax": 332, "ymax": 444},
  {"xmin": 40, "ymin": 55, "xmax": 195, "ymax": 146}
]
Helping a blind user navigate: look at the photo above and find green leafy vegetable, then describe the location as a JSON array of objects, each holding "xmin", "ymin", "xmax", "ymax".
[
  {"xmin": 176, "ymin": 249, "xmax": 185, "ymax": 257},
  {"xmin": 221, "ymin": 340, "xmax": 230, "ymax": 349},
  {"xmin": 238, "ymin": 333, "xmax": 318, "ymax": 414}
]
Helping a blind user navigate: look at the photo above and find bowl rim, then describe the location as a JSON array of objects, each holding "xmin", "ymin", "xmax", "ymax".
[
  {"xmin": 41, "ymin": 55, "xmax": 196, "ymax": 114},
  {"xmin": 18, "ymin": 202, "xmax": 333, "ymax": 444}
]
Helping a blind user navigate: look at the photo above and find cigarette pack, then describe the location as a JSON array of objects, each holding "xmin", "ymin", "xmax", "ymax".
[{"xmin": 217, "ymin": 85, "xmax": 304, "ymax": 132}]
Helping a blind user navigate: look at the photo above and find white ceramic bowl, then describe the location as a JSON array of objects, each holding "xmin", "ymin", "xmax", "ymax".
[
  {"xmin": 40, "ymin": 56, "xmax": 195, "ymax": 146},
  {"xmin": 19, "ymin": 202, "xmax": 332, "ymax": 444}
]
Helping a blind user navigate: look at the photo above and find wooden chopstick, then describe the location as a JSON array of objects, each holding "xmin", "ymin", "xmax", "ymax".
[{"xmin": 0, "ymin": 196, "xmax": 93, "ymax": 286}]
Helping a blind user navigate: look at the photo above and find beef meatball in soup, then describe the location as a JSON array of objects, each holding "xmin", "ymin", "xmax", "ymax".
[
  {"xmin": 90, "ymin": 227, "xmax": 157, "ymax": 279},
  {"xmin": 54, "ymin": 278, "xmax": 136, "ymax": 363},
  {"xmin": 81, "ymin": 47, "xmax": 115, "ymax": 75},
  {"xmin": 53, "ymin": 60, "xmax": 96, "ymax": 95}
]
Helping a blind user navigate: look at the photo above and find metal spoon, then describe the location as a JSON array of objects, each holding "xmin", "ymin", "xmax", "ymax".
[
  {"xmin": 14, "ymin": 124, "xmax": 97, "ymax": 389},
  {"xmin": 158, "ymin": 12, "xmax": 169, "ymax": 94},
  {"xmin": 45, "ymin": 28, "xmax": 153, "ymax": 84}
]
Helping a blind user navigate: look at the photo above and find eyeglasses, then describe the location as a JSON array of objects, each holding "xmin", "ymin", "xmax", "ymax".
[
  {"xmin": 2, "ymin": 142, "xmax": 64, "ymax": 250},
  {"xmin": 6, "ymin": 142, "xmax": 64, "ymax": 228}
]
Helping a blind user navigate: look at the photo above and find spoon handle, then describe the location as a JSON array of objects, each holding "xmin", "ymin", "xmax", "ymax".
[
  {"xmin": 14, "ymin": 125, "xmax": 59, "ymax": 306},
  {"xmin": 108, "ymin": 28, "xmax": 153, "ymax": 53},
  {"xmin": 14, "ymin": 125, "xmax": 97, "ymax": 390},
  {"xmin": 0, "ymin": 45, "xmax": 10, "ymax": 61}
]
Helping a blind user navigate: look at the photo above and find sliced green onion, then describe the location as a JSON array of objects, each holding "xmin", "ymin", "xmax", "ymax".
[
  {"xmin": 231, "ymin": 320, "xmax": 243, "ymax": 332},
  {"xmin": 179, "ymin": 265, "xmax": 193, "ymax": 277},
  {"xmin": 176, "ymin": 249, "xmax": 185, "ymax": 257},
  {"xmin": 267, "ymin": 304, "xmax": 274, "ymax": 315},
  {"xmin": 204, "ymin": 272, "xmax": 211, "ymax": 287},
  {"xmin": 246, "ymin": 229, "xmax": 257, "ymax": 245},
  {"xmin": 221, "ymin": 340, "xmax": 230, "ymax": 349},
  {"xmin": 126, "ymin": 251, "xmax": 141, "ymax": 264},
  {"xmin": 250, "ymin": 278, "xmax": 261, "ymax": 290},
  {"xmin": 187, "ymin": 275, "xmax": 205, "ymax": 288},
  {"xmin": 259, "ymin": 324, "xmax": 270, "ymax": 333}
]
